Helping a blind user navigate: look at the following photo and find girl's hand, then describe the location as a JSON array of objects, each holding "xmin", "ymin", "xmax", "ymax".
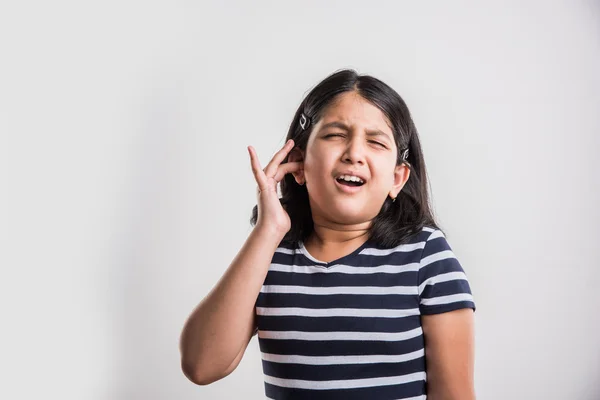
[{"xmin": 247, "ymin": 139, "xmax": 302, "ymax": 236}]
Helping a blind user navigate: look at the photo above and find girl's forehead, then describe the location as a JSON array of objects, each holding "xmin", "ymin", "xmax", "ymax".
[{"xmin": 318, "ymin": 92, "xmax": 392, "ymax": 133}]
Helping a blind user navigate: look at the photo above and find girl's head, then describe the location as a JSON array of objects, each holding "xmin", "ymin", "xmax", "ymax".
[{"xmin": 251, "ymin": 69, "xmax": 439, "ymax": 247}]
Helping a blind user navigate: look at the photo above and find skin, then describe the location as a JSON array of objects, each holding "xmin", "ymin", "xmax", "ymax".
[{"xmin": 422, "ymin": 309, "xmax": 476, "ymax": 400}]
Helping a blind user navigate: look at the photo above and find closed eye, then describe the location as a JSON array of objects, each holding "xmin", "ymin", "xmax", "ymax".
[
  {"xmin": 369, "ymin": 141, "xmax": 386, "ymax": 148},
  {"xmin": 324, "ymin": 134, "xmax": 387, "ymax": 149}
]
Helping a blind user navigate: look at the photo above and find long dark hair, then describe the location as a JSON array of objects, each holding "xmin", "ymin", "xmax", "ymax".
[{"xmin": 251, "ymin": 69, "xmax": 442, "ymax": 248}]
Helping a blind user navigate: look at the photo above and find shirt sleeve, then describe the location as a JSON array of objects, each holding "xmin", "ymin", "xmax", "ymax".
[{"xmin": 418, "ymin": 229, "xmax": 476, "ymax": 315}]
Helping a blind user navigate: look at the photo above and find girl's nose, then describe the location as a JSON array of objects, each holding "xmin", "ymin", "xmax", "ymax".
[{"xmin": 342, "ymin": 139, "xmax": 367, "ymax": 165}]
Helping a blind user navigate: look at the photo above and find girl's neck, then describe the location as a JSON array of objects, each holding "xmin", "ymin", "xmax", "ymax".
[
  {"xmin": 303, "ymin": 221, "xmax": 370, "ymax": 262},
  {"xmin": 309, "ymin": 225, "xmax": 369, "ymax": 245}
]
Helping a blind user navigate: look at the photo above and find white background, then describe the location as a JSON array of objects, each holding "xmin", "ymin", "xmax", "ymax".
[{"xmin": 2, "ymin": 1, "xmax": 599, "ymax": 399}]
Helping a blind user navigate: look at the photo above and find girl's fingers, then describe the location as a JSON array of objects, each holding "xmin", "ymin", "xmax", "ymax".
[
  {"xmin": 247, "ymin": 146, "xmax": 268, "ymax": 190},
  {"xmin": 264, "ymin": 139, "xmax": 294, "ymax": 178},
  {"xmin": 273, "ymin": 161, "xmax": 303, "ymax": 182}
]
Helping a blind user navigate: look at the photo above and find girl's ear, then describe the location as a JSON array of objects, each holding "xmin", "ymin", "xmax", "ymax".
[
  {"xmin": 389, "ymin": 163, "xmax": 411, "ymax": 199},
  {"xmin": 288, "ymin": 147, "xmax": 305, "ymax": 185}
]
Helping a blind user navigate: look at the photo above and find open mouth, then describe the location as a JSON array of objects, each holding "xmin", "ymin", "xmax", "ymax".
[{"xmin": 335, "ymin": 176, "xmax": 365, "ymax": 187}]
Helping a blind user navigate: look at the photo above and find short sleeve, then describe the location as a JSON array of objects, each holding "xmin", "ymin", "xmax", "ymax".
[{"xmin": 418, "ymin": 229, "xmax": 476, "ymax": 315}]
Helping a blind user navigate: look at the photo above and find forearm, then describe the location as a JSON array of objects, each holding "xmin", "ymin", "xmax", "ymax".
[{"xmin": 179, "ymin": 225, "xmax": 284, "ymax": 381}]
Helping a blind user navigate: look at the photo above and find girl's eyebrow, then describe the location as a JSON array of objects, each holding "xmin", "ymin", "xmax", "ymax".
[
  {"xmin": 320, "ymin": 121, "xmax": 392, "ymax": 142},
  {"xmin": 319, "ymin": 121, "xmax": 350, "ymax": 132}
]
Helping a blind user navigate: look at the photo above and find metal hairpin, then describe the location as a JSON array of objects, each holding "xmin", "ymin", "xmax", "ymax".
[
  {"xmin": 299, "ymin": 113, "xmax": 310, "ymax": 130},
  {"xmin": 401, "ymin": 148, "xmax": 409, "ymax": 161}
]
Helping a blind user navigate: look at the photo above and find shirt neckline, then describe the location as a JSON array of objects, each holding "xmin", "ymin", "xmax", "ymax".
[{"xmin": 297, "ymin": 238, "xmax": 371, "ymax": 267}]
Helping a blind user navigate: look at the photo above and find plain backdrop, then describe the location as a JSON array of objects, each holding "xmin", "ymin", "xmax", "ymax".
[{"xmin": 2, "ymin": 1, "xmax": 599, "ymax": 399}]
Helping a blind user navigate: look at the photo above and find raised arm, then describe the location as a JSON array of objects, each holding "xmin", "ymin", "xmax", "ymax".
[
  {"xmin": 179, "ymin": 225, "xmax": 283, "ymax": 385},
  {"xmin": 179, "ymin": 139, "xmax": 302, "ymax": 385}
]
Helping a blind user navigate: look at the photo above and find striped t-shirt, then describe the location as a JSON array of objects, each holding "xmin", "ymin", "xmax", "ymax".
[{"xmin": 255, "ymin": 226, "xmax": 475, "ymax": 400}]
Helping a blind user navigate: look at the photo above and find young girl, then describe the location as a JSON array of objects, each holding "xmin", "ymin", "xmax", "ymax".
[{"xmin": 180, "ymin": 69, "xmax": 476, "ymax": 399}]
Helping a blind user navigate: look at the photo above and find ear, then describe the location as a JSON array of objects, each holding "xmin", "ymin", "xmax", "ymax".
[
  {"xmin": 389, "ymin": 163, "xmax": 411, "ymax": 199},
  {"xmin": 287, "ymin": 147, "xmax": 305, "ymax": 185}
]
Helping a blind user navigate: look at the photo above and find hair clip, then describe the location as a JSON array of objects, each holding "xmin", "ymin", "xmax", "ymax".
[
  {"xmin": 401, "ymin": 148, "xmax": 409, "ymax": 161},
  {"xmin": 299, "ymin": 113, "xmax": 310, "ymax": 130}
]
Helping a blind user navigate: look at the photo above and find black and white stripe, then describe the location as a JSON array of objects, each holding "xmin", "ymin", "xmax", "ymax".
[{"xmin": 255, "ymin": 226, "xmax": 475, "ymax": 399}]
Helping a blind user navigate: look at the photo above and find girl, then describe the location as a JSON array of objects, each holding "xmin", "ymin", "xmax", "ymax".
[{"xmin": 180, "ymin": 69, "xmax": 476, "ymax": 399}]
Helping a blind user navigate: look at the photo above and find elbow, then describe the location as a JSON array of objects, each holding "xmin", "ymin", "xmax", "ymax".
[
  {"xmin": 181, "ymin": 358, "xmax": 223, "ymax": 386},
  {"xmin": 179, "ymin": 336, "xmax": 223, "ymax": 385}
]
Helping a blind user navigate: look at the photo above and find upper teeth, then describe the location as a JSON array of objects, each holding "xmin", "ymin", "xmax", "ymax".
[{"xmin": 338, "ymin": 175, "xmax": 364, "ymax": 183}]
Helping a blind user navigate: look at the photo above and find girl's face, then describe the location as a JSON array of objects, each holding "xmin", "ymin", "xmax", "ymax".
[{"xmin": 291, "ymin": 91, "xmax": 410, "ymax": 226}]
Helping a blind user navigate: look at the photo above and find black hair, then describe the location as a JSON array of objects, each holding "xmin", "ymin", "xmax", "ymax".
[{"xmin": 250, "ymin": 68, "xmax": 442, "ymax": 248}]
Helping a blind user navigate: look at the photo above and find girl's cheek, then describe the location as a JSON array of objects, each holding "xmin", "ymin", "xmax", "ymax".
[{"xmin": 303, "ymin": 155, "xmax": 319, "ymax": 175}]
